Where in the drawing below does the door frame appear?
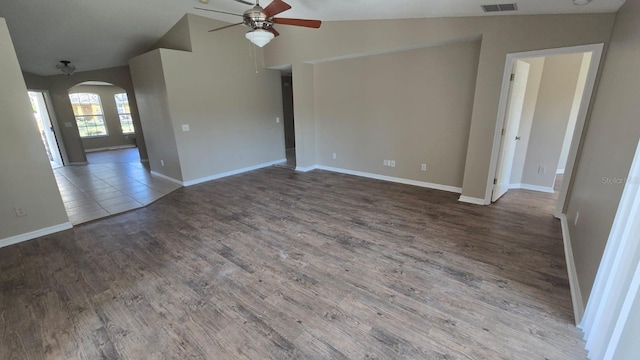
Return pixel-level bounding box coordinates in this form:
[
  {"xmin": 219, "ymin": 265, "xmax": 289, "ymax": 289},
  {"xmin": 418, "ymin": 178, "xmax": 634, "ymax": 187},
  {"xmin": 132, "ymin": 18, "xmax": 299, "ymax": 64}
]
[
  {"xmin": 484, "ymin": 43, "xmax": 605, "ymax": 216},
  {"xmin": 28, "ymin": 89, "xmax": 69, "ymax": 166}
]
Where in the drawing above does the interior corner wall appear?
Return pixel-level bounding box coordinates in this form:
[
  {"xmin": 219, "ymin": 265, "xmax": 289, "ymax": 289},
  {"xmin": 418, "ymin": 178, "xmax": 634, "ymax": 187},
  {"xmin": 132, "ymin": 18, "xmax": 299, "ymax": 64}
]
[
  {"xmin": 154, "ymin": 14, "xmax": 192, "ymax": 52},
  {"xmin": 0, "ymin": 18, "xmax": 69, "ymax": 240},
  {"xmin": 520, "ymin": 53, "xmax": 583, "ymax": 189},
  {"xmin": 313, "ymin": 40, "xmax": 480, "ymax": 188},
  {"xmin": 263, "ymin": 13, "xmax": 616, "ymax": 200},
  {"xmin": 155, "ymin": 14, "xmax": 285, "ymax": 183},
  {"xmin": 22, "ymin": 66, "xmax": 149, "ymax": 164},
  {"xmin": 510, "ymin": 57, "xmax": 545, "ymax": 185},
  {"xmin": 129, "ymin": 49, "xmax": 183, "ymax": 182},
  {"xmin": 69, "ymin": 85, "xmax": 137, "ymax": 151},
  {"xmin": 565, "ymin": 0, "xmax": 640, "ymax": 306}
]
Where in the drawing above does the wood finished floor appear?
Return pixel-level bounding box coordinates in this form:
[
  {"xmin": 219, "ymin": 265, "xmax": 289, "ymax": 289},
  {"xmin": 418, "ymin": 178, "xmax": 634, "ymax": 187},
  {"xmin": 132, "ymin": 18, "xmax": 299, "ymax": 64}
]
[{"xmin": 0, "ymin": 167, "xmax": 586, "ymax": 359}]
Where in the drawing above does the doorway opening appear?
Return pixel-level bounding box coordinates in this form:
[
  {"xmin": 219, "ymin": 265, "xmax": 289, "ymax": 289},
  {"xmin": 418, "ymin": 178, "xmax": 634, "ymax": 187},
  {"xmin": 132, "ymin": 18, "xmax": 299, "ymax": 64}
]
[
  {"xmin": 489, "ymin": 44, "xmax": 604, "ymax": 217},
  {"xmin": 280, "ymin": 70, "xmax": 296, "ymax": 169},
  {"xmin": 28, "ymin": 91, "xmax": 64, "ymax": 169}
]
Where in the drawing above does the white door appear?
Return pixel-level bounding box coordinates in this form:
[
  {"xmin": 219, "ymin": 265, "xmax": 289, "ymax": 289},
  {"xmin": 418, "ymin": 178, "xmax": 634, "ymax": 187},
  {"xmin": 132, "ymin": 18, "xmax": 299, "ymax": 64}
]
[
  {"xmin": 28, "ymin": 91, "xmax": 64, "ymax": 168},
  {"xmin": 492, "ymin": 60, "xmax": 530, "ymax": 202}
]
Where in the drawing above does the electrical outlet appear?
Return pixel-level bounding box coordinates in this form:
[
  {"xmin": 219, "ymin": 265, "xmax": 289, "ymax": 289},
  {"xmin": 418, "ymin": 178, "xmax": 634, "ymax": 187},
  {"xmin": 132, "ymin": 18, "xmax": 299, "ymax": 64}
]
[
  {"xmin": 383, "ymin": 160, "xmax": 389, "ymax": 166},
  {"xmin": 14, "ymin": 207, "xmax": 27, "ymax": 217},
  {"xmin": 390, "ymin": 160, "xmax": 396, "ymax": 168},
  {"xmin": 182, "ymin": 124, "xmax": 190, "ymax": 132},
  {"xmin": 575, "ymin": 211, "xmax": 580, "ymax": 226},
  {"xmin": 276, "ymin": 117, "xmax": 280, "ymax": 123},
  {"xmin": 161, "ymin": 160, "xmax": 165, "ymax": 166},
  {"xmin": 333, "ymin": 153, "xmax": 337, "ymax": 160},
  {"xmin": 538, "ymin": 166, "xmax": 546, "ymax": 174},
  {"xmin": 421, "ymin": 164, "xmax": 427, "ymax": 171}
]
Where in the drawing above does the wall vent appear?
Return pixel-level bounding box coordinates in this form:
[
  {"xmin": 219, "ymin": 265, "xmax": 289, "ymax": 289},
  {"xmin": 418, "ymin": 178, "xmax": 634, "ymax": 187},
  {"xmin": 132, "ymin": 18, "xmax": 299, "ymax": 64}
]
[{"xmin": 481, "ymin": 3, "xmax": 518, "ymax": 12}]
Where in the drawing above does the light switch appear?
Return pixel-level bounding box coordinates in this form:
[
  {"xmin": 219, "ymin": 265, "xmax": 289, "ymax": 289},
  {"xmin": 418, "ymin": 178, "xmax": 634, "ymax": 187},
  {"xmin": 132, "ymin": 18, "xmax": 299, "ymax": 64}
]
[
  {"xmin": 276, "ymin": 117, "xmax": 281, "ymax": 123},
  {"xmin": 182, "ymin": 124, "xmax": 190, "ymax": 132}
]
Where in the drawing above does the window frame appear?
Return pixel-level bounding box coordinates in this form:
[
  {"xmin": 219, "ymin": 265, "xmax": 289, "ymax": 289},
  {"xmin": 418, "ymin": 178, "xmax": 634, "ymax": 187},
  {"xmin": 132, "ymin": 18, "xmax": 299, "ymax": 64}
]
[
  {"xmin": 114, "ymin": 92, "xmax": 135, "ymax": 135},
  {"xmin": 69, "ymin": 92, "xmax": 109, "ymax": 138}
]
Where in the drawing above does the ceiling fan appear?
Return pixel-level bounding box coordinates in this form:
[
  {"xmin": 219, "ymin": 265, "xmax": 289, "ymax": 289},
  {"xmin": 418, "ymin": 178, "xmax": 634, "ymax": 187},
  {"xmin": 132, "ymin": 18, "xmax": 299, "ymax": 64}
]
[{"xmin": 195, "ymin": 0, "xmax": 322, "ymax": 47}]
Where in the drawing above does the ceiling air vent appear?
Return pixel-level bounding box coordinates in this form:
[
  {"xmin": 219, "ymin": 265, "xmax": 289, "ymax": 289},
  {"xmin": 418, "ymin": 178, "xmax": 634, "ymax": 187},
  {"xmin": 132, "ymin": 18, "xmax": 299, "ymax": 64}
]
[{"xmin": 481, "ymin": 3, "xmax": 518, "ymax": 12}]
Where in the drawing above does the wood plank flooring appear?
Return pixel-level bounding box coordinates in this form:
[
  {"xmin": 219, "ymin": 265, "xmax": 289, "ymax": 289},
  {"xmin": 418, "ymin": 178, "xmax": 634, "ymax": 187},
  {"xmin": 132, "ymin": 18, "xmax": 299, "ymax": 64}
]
[{"xmin": 0, "ymin": 167, "xmax": 586, "ymax": 359}]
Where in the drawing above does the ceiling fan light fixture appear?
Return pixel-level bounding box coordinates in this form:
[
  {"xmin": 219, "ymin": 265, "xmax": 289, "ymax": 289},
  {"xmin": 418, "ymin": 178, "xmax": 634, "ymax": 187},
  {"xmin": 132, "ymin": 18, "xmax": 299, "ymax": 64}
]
[
  {"xmin": 56, "ymin": 60, "xmax": 76, "ymax": 76},
  {"xmin": 245, "ymin": 29, "xmax": 274, "ymax": 47}
]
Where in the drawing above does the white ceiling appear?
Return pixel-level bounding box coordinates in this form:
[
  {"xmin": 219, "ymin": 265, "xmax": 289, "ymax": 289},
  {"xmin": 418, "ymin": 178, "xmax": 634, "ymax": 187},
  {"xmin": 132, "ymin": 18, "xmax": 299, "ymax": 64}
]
[{"xmin": 0, "ymin": 0, "xmax": 625, "ymax": 76}]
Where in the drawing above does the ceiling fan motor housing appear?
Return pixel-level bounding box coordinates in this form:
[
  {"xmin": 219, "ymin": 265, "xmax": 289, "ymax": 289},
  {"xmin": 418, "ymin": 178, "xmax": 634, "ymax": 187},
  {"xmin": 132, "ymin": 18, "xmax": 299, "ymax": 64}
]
[{"xmin": 243, "ymin": 5, "xmax": 273, "ymax": 30}]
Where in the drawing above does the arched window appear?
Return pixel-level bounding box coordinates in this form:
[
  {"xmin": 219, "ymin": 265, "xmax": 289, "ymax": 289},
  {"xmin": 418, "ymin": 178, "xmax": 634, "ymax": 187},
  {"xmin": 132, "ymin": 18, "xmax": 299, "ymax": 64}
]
[
  {"xmin": 114, "ymin": 93, "xmax": 135, "ymax": 134},
  {"xmin": 68, "ymin": 93, "xmax": 107, "ymax": 137}
]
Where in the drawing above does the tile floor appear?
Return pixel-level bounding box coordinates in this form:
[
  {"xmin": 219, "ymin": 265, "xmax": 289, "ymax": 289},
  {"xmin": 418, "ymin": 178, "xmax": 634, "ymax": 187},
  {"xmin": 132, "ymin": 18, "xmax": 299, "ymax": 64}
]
[{"xmin": 54, "ymin": 149, "xmax": 181, "ymax": 225}]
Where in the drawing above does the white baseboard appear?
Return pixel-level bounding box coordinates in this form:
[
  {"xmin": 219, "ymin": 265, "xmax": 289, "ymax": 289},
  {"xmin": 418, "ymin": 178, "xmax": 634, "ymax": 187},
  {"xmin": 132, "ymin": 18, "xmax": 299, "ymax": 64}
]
[
  {"xmin": 182, "ymin": 159, "xmax": 286, "ymax": 187},
  {"xmin": 510, "ymin": 183, "xmax": 555, "ymax": 193},
  {"xmin": 295, "ymin": 165, "xmax": 318, "ymax": 172},
  {"xmin": 0, "ymin": 222, "xmax": 73, "ymax": 249},
  {"xmin": 84, "ymin": 144, "xmax": 136, "ymax": 153},
  {"xmin": 560, "ymin": 214, "xmax": 584, "ymax": 325},
  {"xmin": 150, "ymin": 171, "xmax": 184, "ymax": 186},
  {"xmin": 67, "ymin": 162, "xmax": 89, "ymax": 166},
  {"xmin": 557, "ymin": 169, "xmax": 565, "ymax": 175},
  {"xmin": 314, "ymin": 165, "xmax": 462, "ymax": 194},
  {"xmin": 458, "ymin": 195, "xmax": 489, "ymax": 205}
]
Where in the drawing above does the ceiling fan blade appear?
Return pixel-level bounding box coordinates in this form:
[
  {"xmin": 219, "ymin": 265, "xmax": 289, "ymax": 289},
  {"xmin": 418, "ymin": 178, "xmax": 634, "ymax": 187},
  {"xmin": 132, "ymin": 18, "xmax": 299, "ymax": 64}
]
[
  {"xmin": 267, "ymin": 27, "xmax": 280, "ymax": 37},
  {"xmin": 273, "ymin": 18, "xmax": 322, "ymax": 28},
  {"xmin": 233, "ymin": 0, "xmax": 255, "ymax": 5},
  {"xmin": 263, "ymin": 0, "xmax": 292, "ymax": 18},
  {"xmin": 208, "ymin": 22, "xmax": 244, "ymax": 32},
  {"xmin": 194, "ymin": 7, "xmax": 243, "ymax": 17}
]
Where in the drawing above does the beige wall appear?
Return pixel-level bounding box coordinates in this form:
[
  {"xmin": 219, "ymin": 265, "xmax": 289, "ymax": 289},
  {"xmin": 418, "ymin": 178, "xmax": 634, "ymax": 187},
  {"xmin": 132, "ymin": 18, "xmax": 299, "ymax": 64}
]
[
  {"xmin": 155, "ymin": 15, "xmax": 192, "ymax": 52},
  {"xmin": 130, "ymin": 14, "xmax": 285, "ymax": 183},
  {"xmin": 510, "ymin": 57, "xmax": 545, "ymax": 185},
  {"xmin": 566, "ymin": 0, "xmax": 640, "ymax": 304},
  {"xmin": 521, "ymin": 53, "xmax": 583, "ymax": 188},
  {"xmin": 130, "ymin": 50, "xmax": 183, "ymax": 181},
  {"xmin": 69, "ymin": 85, "xmax": 137, "ymax": 151},
  {"xmin": 0, "ymin": 18, "xmax": 68, "ymax": 240},
  {"xmin": 22, "ymin": 66, "xmax": 148, "ymax": 164},
  {"xmin": 313, "ymin": 40, "xmax": 481, "ymax": 187},
  {"xmin": 557, "ymin": 53, "xmax": 591, "ymax": 173},
  {"xmin": 263, "ymin": 14, "xmax": 616, "ymax": 200}
]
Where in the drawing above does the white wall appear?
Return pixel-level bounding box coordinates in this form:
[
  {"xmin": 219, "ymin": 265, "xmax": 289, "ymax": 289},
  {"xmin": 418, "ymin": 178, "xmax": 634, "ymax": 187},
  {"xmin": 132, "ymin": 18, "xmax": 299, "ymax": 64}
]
[{"xmin": 0, "ymin": 18, "xmax": 69, "ymax": 243}]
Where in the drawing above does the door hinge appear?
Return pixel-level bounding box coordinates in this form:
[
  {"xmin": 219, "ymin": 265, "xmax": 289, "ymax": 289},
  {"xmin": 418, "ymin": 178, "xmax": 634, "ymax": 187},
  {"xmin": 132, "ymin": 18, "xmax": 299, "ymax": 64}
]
[
  {"xmin": 501, "ymin": 128, "xmax": 506, "ymax": 136},
  {"xmin": 493, "ymin": 178, "xmax": 498, "ymax": 185},
  {"xmin": 510, "ymin": 73, "xmax": 515, "ymax": 81}
]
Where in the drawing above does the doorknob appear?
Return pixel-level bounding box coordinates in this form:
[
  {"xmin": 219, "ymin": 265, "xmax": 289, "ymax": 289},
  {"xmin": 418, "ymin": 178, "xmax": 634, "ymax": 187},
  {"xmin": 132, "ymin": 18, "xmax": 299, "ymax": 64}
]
[{"xmin": 515, "ymin": 136, "xmax": 521, "ymax": 140}]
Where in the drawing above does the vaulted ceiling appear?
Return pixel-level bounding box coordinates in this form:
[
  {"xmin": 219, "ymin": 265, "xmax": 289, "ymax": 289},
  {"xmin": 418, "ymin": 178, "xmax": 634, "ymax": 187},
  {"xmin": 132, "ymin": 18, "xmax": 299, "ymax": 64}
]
[{"xmin": 0, "ymin": 0, "xmax": 625, "ymax": 75}]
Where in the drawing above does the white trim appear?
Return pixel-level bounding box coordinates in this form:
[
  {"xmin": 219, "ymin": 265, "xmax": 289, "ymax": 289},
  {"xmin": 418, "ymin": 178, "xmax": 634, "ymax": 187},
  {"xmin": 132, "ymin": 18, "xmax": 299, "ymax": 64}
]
[
  {"xmin": 182, "ymin": 159, "xmax": 286, "ymax": 187},
  {"xmin": 458, "ymin": 195, "xmax": 489, "ymax": 205},
  {"xmin": 485, "ymin": 43, "xmax": 605, "ymax": 207},
  {"xmin": 509, "ymin": 183, "xmax": 555, "ymax": 193},
  {"xmin": 0, "ymin": 222, "xmax": 73, "ymax": 249},
  {"xmin": 560, "ymin": 214, "xmax": 585, "ymax": 325},
  {"xmin": 315, "ymin": 165, "xmax": 462, "ymax": 193},
  {"xmin": 84, "ymin": 144, "xmax": 136, "ymax": 153},
  {"xmin": 581, "ymin": 139, "xmax": 640, "ymax": 360},
  {"xmin": 557, "ymin": 169, "xmax": 565, "ymax": 175},
  {"xmin": 295, "ymin": 165, "xmax": 319, "ymax": 172},
  {"xmin": 150, "ymin": 171, "xmax": 184, "ymax": 186},
  {"xmin": 67, "ymin": 161, "xmax": 89, "ymax": 166}
]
